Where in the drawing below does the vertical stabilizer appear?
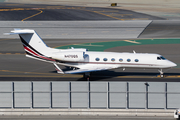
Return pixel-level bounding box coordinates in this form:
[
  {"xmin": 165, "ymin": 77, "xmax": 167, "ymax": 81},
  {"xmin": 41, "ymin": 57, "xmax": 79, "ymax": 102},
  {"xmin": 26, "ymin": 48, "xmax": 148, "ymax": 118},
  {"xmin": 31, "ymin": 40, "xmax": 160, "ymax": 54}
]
[
  {"xmin": 4, "ymin": 29, "xmax": 56, "ymax": 62},
  {"xmin": 11, "ymin": 29, "xmax": 48, "ymax": 55}
]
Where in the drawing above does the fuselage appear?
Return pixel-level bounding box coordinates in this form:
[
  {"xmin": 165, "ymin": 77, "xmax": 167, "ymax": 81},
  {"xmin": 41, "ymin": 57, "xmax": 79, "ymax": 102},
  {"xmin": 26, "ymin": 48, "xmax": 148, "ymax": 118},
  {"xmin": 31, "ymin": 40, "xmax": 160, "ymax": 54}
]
[{"xmin": 55, "ymin": 51, "xmax": 177, "ymax": 69}]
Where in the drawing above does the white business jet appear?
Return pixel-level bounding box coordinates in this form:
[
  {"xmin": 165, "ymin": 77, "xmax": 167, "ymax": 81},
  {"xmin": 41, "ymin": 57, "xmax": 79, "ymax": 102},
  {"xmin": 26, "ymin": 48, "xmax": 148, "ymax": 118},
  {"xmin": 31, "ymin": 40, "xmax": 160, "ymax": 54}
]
[{"xmin": 5, "ymin": 29, "xmax": 177, "ymax": 79}]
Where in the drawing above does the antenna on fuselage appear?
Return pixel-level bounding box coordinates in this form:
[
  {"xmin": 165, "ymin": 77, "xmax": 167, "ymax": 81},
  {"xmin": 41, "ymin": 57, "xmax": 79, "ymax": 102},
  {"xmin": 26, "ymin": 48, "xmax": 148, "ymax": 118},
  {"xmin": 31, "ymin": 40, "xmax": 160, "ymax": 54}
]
[{"xmin": 133, "ymin": 50, "xmax": 136, "ymax": 54}]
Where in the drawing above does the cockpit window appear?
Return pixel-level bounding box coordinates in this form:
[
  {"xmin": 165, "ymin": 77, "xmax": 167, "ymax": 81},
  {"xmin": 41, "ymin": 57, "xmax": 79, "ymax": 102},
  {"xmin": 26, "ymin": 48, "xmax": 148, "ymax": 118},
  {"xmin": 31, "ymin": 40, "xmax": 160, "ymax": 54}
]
[
  {"xmin": 157, "ymin": 56, "xmax": 166, "ymax": 60},
  {"xmin": 157, "ymin": 57, "xmax": 161, "ymax": 60},
  {"xmin": 160, "ymin": 56, "xmax": 166, "ymax": 60}
]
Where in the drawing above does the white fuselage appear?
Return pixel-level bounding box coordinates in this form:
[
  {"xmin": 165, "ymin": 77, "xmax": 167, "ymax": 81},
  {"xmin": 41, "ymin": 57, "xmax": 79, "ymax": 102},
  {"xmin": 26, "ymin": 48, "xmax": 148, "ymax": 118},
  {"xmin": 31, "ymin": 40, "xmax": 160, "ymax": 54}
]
[{"xmin": 55, "ymin": 51, "xmax": 177, "ymax": 69}]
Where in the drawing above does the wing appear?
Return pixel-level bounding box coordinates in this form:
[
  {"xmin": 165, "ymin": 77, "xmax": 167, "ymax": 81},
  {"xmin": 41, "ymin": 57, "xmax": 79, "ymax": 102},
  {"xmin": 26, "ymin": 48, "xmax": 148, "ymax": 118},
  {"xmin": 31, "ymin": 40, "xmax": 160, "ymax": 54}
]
[
  {"xmin": 64, "ymin": 68, "xmax": 107, "ymax": 74},
  {"xmin": 53, "ymin": 63, "xmax": 119, "ymax": 74},
  {"xmin": 64, "ymin": 66, "xmax": 119, "ymax": 74}
]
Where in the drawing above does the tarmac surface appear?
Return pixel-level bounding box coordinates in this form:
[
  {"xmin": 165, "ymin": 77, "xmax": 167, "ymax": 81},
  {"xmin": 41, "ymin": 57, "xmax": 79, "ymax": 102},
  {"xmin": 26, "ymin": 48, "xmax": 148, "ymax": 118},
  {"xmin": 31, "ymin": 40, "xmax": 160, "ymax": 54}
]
[
  {"xmin": 0, "ymin": 1, "xmax": 180, "ymax": 119},
  {"xmin": 4, "ymin": 0, "xmax": 180, "ymax": 20},
  {"xmin": 0, "ymin": 3, "xmax": 164, "ymax": 21},
  {"xmin": 0, "ymin": 3, "xmax": 180, "ymax": 81},
  {"xmin": 139, "ymin": 20, "xmax": 180, "ymax": 38},
  {"xmin": 0, "ymin": 37, "xmax": 180, "ymax": 81},
  {"xmin": 0, "ymin": 21, "xmax": 152, "ymax": 39}
]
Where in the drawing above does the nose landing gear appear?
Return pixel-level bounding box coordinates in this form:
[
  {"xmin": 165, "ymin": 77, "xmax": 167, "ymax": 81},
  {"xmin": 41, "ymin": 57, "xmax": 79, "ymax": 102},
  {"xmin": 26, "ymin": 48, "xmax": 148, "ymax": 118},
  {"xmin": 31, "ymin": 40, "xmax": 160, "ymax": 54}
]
[{"xmin": 158, "ymin": 69, "xmax": 164, "ymax": 78}]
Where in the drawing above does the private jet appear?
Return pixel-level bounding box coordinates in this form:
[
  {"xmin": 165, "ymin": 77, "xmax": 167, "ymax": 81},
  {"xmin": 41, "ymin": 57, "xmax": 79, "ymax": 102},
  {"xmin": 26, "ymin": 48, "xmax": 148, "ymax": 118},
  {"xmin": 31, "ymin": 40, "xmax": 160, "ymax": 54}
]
[{"xmin": 5, "ymin": 29, "xmax": 177, "ymax": 79}]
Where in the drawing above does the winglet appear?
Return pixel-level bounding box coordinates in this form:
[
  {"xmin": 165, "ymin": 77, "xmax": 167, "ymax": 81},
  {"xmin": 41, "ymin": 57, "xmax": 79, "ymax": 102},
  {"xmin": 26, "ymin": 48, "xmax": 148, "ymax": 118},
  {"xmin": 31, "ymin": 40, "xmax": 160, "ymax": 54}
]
[{"xmin": 53, "ymin": 63, "xmax": 64, "ymax": 74}]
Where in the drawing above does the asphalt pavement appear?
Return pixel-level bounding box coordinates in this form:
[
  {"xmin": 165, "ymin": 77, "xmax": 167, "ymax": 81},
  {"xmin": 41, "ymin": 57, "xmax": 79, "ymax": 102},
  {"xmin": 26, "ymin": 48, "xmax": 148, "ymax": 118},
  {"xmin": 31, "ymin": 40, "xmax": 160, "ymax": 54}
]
[
  {"xmin": 139, "ymin": 20, "xmax": 180, "ymax": 38},
  {"xmin": 0, "ymin": 3, "xmax": 164, "ymax": 21},
  {"xmin": 0, "ymin": 1, "xmax": 179, "ymax": 119},
  {"xmin": 0, "ymin": 38, "xmax": 179, "ymax": 81},
  {"xmin": 0, "ymin": 3, "xmax": 179, "ymax": 81}
]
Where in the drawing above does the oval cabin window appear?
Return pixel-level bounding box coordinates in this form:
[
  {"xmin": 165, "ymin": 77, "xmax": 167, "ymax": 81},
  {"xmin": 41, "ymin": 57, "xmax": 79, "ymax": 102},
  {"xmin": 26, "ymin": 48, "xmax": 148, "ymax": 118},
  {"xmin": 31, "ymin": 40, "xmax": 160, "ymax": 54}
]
[
  {"xmin": 135, "ymin": 59, "xmax": 139, "ymax": 62},
  {"xmin": 119, "ymin": 58, "xmax": 123, "ymax": 62},
  {"xmin": 111, "ymin": 58, "xmax": 115, "ymax": 62},
  {"xmin": 127, "ymin": 59, "xmax": 131, "ymax": 62},
  {"xmin": 103, "ymin": 58, "xmax": 108, "ymax": 61},
  {"xmin": 95, "ymin": 58, "xmax": 100, "ymax": 61}
]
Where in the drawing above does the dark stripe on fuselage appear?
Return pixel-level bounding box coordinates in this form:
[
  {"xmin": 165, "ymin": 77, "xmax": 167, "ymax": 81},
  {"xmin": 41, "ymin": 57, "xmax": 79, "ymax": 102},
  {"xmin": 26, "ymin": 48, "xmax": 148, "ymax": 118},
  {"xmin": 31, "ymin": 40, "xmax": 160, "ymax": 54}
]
[{"xmin": 26, "ymin": 52, "xmax": 55, "ymax": 62}]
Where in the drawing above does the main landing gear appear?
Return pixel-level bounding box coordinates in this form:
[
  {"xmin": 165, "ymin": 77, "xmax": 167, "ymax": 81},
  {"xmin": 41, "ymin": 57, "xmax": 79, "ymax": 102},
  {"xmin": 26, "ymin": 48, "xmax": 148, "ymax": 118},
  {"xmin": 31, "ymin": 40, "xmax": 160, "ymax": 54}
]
[
  {"xmin": 158, "ymin": 69, "xmax": 164, "ymax": 78},
  {"xmin": 83, "ymin": 72, "xmax": 90, "ymax": 81}
]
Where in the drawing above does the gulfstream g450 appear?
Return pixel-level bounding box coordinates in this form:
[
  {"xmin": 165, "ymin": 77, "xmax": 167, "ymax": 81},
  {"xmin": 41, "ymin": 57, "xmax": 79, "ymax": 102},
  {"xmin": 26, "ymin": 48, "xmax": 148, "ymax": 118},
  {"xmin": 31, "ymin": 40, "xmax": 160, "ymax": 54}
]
[{"xmin": 5, "ymin": 29, "xmax": 177, "ymax": 79}]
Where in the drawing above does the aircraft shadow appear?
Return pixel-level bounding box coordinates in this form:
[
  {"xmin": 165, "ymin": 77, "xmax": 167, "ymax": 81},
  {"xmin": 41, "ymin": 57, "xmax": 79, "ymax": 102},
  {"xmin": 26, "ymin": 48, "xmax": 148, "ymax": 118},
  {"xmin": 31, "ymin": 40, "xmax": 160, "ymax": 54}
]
[
  {"xmin": 76, "ymin": 70, "xmax": 180, "ymax": 81},
  {"xmin": 50, "ymin": 68, "xmax": 180, "ymax": 81}
]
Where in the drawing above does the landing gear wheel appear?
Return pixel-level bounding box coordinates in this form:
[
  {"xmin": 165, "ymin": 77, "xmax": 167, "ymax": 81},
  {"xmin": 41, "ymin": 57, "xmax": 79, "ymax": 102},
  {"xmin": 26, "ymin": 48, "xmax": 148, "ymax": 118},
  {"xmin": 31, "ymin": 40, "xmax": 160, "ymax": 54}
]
[
  {"xmin": 158, "ymin": 69, "xmax": 164, "ymax": 78},
  {"xmin": 160, "ymin": 74, "xmax": 164, "ymax": 78}
]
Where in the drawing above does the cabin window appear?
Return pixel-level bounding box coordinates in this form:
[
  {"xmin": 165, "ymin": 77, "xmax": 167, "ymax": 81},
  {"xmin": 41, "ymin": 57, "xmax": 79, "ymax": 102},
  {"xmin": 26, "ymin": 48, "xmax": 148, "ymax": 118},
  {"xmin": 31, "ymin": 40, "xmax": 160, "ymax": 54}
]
[
  {"xmin": 95, "ymin": 58, "xmax": 100, "ymax": 61},
  {"xmin": 103, "ymin": 58, "xmax": 108, "ymax": 61},
  {"xmin": 119, "ymin": 58, "xmax": 123, "ymax": 62},
  {"xmin": 127, "ymin": 59, "xmax": 131, "ymax": 62},
  {"xmin": 135, "ymin": 59, "xmax": 139, "ymax": 62},
  {"xmin": 111, "ymin": 58, "xmax": 115, "ymax": 62}
]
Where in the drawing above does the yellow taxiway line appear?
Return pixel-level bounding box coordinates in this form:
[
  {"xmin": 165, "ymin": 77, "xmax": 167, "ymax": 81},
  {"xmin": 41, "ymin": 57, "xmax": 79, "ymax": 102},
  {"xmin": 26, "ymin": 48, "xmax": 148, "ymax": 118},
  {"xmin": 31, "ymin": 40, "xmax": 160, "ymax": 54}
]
[{"xmin": 21, "ymin": 9, "xmax": 43, "ymax": 21}]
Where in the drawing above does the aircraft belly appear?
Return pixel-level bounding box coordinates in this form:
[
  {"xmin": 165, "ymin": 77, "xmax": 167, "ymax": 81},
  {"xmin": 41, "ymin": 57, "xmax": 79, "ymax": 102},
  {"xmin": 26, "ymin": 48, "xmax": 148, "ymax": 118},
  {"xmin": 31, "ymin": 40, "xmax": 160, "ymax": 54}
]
[{"xmin": 120, "ymin": 64, "xmax": 161, "ymax": 68}]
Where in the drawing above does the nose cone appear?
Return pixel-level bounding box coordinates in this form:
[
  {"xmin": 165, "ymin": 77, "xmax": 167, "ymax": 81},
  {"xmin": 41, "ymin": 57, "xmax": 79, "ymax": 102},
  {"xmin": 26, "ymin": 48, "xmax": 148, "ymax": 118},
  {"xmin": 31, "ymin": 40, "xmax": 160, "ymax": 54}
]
[{"xmin": 170, "ymin": 62, "xmax": 177, "ymax": 67}]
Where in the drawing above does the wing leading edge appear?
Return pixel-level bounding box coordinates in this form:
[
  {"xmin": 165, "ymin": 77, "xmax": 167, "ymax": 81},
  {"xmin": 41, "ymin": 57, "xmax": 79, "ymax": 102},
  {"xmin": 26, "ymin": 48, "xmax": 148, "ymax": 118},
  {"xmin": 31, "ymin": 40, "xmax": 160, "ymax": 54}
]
[
  {"xmin": 53, "ymin": 63, "xmax": 119, "ymax": 74},
  {"xmin": 64, "ymin": 68, "xmax": 108, "ymax": 74}
]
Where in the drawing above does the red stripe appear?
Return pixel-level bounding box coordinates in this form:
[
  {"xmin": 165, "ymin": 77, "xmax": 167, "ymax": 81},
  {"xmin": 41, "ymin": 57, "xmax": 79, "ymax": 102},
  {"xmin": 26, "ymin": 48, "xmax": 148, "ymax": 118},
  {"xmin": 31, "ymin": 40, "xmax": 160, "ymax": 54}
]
[{"xmin": 23, "ymin": 45, "xmax": 55, "ymax": 62}]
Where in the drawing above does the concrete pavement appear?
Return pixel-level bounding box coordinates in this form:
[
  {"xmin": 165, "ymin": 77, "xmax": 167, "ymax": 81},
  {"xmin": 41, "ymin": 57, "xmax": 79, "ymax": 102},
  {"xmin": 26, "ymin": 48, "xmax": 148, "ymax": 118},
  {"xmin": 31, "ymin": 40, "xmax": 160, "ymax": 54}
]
[{"xmin": 5, "ymin": 0, "xmax": 180, "ymax": 20}]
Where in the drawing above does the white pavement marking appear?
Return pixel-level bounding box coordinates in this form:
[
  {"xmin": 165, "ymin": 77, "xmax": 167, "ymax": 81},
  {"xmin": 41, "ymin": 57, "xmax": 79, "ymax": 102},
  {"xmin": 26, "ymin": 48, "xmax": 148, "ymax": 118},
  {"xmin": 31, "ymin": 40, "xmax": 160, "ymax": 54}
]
[{"xmin": 124, "ymin": 40, "xmax": 141, "ymax": 44}]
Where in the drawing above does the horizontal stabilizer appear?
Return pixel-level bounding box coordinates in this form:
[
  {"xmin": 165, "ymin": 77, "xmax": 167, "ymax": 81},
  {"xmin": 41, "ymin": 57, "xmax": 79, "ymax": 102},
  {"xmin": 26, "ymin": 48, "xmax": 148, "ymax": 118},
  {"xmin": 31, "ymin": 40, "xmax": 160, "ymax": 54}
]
[{"xmin": 4, "ymin": 29, "xmax": 34, "ymax": 35}]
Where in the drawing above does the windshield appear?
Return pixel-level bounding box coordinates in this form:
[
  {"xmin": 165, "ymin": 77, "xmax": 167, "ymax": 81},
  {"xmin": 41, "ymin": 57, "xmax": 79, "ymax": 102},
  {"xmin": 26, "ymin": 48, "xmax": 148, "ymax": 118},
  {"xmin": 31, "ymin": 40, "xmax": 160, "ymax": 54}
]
[
  {"xmin": 157, "ymin": 56, "xmax": 166, "ymax": 60},
  {"xmin": 160, "ymin": 56, "xmax": 166, "ymax": 60}
]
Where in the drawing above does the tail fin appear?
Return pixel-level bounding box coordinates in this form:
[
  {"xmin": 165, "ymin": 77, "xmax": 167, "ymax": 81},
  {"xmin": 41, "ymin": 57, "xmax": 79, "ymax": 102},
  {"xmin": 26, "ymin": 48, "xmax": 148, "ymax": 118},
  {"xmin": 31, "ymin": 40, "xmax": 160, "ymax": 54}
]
[
  {"xmin": 4, "ymin": 29, "xmax": 56, "ymax": 62},
  {"xmin": 5, "ymin": 29, "xmax": 48, "ymax": 54}
]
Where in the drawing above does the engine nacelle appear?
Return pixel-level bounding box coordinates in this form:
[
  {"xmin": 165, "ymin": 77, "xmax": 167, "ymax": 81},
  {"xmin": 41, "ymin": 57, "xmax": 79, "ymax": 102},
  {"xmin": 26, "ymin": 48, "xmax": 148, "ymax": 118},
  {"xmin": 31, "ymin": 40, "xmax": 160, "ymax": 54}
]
[{"xmin": 51, "ymin": 51, "xmax": 85, "ymax": 62}]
